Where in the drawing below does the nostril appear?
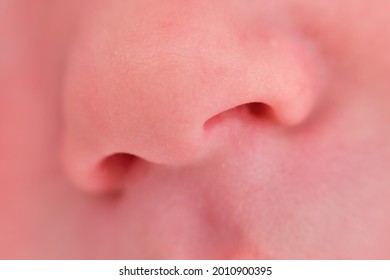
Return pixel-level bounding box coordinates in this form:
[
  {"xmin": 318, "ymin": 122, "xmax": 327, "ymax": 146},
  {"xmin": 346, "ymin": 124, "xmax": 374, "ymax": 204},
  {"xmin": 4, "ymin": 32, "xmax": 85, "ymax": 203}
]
[
  {"xmin": 94, "ymin": 153, "xmax": 137, "ymax": 194},
  {"xmin": 247, "ymin": 102, "xmax": 273, "ymax": 118},
  {"xmin": 204, "ymin": 102, "xmax": 274, "ymax": 131}
]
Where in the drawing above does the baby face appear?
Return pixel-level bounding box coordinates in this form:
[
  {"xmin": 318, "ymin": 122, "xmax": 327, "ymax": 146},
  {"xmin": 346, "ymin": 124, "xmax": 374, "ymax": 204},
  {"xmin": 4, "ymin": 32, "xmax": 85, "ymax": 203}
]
[{"xmin": 1, "ymin": 0, "xmax": 390, "ymax": 259}]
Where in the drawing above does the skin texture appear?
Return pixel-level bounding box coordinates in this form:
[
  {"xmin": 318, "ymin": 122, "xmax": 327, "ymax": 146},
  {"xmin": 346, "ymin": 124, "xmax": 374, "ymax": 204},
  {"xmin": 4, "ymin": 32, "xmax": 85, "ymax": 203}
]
[{"xmin": 1, "ymin": 0, "xmax": 390, "ymax": 259}]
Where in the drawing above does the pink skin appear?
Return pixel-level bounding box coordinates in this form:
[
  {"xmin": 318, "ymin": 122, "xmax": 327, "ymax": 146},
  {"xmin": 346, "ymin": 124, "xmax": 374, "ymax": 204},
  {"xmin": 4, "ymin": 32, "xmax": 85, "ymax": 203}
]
[{"xmin": 1, "ymin": 0, "xmax": 390, "ymax": 259}]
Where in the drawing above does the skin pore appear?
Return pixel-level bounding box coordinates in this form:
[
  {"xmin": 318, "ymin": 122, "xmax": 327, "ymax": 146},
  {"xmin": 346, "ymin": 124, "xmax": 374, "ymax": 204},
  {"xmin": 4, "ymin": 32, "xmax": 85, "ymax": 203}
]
[{"xmin": 1, "ymin": 0, "xmax": 390, "ymax": 259}]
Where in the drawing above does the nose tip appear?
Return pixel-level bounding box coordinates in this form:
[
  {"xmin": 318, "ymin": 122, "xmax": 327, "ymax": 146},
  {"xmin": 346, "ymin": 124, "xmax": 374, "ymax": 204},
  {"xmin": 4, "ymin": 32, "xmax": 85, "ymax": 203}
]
[{"xmin": 60, "ymin": 7, "xmax": 324, "ymax": 193}]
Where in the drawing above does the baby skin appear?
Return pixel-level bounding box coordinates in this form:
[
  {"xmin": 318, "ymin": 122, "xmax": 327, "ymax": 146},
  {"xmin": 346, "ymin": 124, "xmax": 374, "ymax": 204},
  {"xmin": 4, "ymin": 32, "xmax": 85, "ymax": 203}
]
[{"xmin": 1, "ymin": 0, "xmax": 390, "ymax": 259}]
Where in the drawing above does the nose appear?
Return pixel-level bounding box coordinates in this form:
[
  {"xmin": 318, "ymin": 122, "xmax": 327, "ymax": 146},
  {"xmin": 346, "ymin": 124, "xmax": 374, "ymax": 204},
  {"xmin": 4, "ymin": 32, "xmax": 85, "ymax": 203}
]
[{"xmin": 60, "ymin": 2, "xmax": 324, "ymax": 193}]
